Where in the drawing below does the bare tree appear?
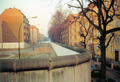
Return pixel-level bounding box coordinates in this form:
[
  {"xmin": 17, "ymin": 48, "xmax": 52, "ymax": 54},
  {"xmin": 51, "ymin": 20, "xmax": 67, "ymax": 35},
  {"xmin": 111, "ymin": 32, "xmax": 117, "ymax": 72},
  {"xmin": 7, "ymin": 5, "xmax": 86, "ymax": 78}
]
[
  {"xmin": 68, "ymin": 0, "xmax": 120, "ymax": 81},
  {"xmin": 78, "ymin": 14, "xmax": 93, "ymax": 49},
  {"xmin": 48, "ymin": 8, "xmax": 70, "ymax": 42}
]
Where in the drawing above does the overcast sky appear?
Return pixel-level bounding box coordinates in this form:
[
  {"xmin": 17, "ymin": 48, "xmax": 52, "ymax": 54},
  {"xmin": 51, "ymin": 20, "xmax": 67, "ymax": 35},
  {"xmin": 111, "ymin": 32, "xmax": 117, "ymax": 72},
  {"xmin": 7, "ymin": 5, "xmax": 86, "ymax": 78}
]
[
  {"xmin": 0, "ymin": 0, "xmax": 66, "ymax": 36},
  {"xmin": 0, "ymin": 0, "xmax": 88, "ymax": 37}
]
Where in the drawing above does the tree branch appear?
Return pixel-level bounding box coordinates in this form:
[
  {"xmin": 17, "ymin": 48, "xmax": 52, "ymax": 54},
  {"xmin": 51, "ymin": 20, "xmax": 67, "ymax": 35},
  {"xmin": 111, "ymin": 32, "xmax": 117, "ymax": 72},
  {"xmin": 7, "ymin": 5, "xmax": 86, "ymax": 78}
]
[
  {"xmin": 106, "ymin": 28, "xmax": 120, "ymax": 34},
  {"xmin": 105, "ymin": 33, "xmax": 114, "ymax": 48},
  {"xmin": 68, "ymin": 4, "xmax": 81, "ymax": 8}
]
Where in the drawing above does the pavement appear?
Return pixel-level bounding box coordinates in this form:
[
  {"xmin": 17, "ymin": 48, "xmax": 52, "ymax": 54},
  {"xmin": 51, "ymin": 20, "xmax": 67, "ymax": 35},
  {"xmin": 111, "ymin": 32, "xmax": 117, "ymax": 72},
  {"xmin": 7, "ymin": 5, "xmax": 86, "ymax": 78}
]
[{"xmin": 50, "ymin": 42, "xmax": 80, "ymax": 56}]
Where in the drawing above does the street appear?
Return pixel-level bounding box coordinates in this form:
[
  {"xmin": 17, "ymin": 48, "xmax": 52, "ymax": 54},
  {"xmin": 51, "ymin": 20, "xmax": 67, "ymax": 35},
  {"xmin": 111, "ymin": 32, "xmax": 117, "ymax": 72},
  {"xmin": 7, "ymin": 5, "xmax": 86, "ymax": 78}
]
[
  {"xmin": 0, "ymin": 43, "xmax": 57, "ymax": 59},
  {"xmin": 91, "ymin": 60, "xmax": 120, "ymax": 82}
]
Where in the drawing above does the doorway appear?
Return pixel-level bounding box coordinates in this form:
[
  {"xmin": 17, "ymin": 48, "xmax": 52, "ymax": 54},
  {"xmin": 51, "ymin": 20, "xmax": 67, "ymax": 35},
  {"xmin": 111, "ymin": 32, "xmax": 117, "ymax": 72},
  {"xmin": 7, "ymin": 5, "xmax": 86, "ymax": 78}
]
[{"xmin": 115, "ymin": 50, "xmax": 119, "ymax": 61}]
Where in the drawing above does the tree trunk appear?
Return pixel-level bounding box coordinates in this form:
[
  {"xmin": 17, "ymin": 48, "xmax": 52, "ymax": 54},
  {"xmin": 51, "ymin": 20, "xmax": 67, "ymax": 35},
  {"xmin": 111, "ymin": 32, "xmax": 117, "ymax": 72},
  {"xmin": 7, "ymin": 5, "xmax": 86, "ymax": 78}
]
[
  {"xmin": 100, "ymin": 37, "xmax": 106, "ymax": 82},
  {"xmin": 84, "ymin": 37, "xmax": 86, "ymax": 49}
]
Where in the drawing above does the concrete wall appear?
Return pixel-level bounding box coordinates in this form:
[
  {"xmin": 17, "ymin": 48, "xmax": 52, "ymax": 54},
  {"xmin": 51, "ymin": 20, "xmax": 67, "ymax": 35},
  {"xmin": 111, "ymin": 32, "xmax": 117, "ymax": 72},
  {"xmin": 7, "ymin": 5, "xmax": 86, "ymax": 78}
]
[
  {"xmin": 50, "ymin": 61, "xmax": 91, "ymax": 82},
  {"xmin": 0, "ymin": 61, "xmax": 91, "ymax": 82},
  {"xmin": 0, "ymin": 70, "xmax": 48, "ymax": 82},
  {"xmin": 0, "ymin": 43, "xmax": 92, "ymax": 82},
  {"xmin": 0, "ymin": 42, "xmax": 25, "ymax": 49}
]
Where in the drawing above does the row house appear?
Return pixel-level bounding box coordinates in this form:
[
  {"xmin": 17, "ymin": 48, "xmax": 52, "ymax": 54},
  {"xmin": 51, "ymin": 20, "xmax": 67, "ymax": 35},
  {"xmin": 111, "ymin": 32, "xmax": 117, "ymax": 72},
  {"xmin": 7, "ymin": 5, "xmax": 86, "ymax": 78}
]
[
  {"xmin": 37, "ymin": 28, "xmax": 39, "ymax": 42},
  {"xmin": 93, "ymin": 0, "xmax": 120, "ymax": 62},
  {"xmin": 69, "ymin": 14, "xmax": 80, "ymax": 46},
  {"xmin": 0, "ymin": 8, "xmax": 30, "ymax": 49},
  {"xmin": 60, "ymin": 0, "xmax": 120, "ymax": 62},
  {"xmin": 84, "ymin": 0, "xmax": 120, "ymax": 62},
  {"xmin": 60, "ymin": 14, "xmax": 80, "ymax": 46},
  {"xmin": 30, "ymin": 25, "xmax": 39, "ymax": 44},
  {"xmin": 23, "ymin": 14, "xmax": 30, "ymax": 42},
  {"xmin": 60, "ymin": 14, "xmax": 83, "ymax": 47}
]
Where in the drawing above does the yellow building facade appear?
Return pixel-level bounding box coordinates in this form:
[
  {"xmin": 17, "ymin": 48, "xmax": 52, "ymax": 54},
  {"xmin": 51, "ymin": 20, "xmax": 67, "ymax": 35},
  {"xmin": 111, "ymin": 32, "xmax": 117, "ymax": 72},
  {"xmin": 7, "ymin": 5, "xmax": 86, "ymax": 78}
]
[
  {"xmin": 60, "ymin": 0, "xmax": 120, "ymax": 62},
  {"xmin": 0, "ymin": 8, "xmax": 30, "ymax": 49},
  {"xmin": 30, "ymin": 25, "xmax": 39, "ymax": 44},
  {"xmin": 93, "ymin": 0, "xmax": 120, "ymax": 62},
  {"xmin": 68, "ymin": 14, "xmax": 80, "ymax": 46}
]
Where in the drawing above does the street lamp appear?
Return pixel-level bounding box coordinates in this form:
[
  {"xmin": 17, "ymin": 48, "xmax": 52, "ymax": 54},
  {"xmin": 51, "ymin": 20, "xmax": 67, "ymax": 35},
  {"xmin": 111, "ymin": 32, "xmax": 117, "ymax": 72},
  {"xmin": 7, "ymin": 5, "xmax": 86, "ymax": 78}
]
[
  {"xmin": 39, "ymin": 29, "xmax": 43, "ymax": 46},
  {"xmin": 18, "ymin": 16, "xmax": 37, "ymax": 59},
  {"xmin": 0, "ymin": 20, "xmax": 4, "ymax": 55}
]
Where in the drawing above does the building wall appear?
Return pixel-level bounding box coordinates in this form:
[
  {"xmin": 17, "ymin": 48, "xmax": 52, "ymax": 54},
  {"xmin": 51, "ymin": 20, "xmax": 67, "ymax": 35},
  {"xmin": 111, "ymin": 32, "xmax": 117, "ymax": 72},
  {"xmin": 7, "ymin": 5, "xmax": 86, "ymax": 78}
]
[
  {"xmin": 0, "ymin": 42, "xmax": 24, "ymax": 49},
  {"xmin": 105, "ymin": 18, "xmax": 120, "ymax": 61},
  {"xmin": 91, "ymin": 0, "xmax": 120, "ymax": 62},
  {"xmin": 37, "ymin": 28, "xmax": 39, "ymax": 42},
  {"xmin": 94, "ymin": 1, "xmax": 120, "ymax": 61},
  {"xmin": 68, "ymin": 14, "xmax": 80, "ymax": 47},
  {"xmin": 30, "ymin": 25, "xmax": 38, "ymax": 44},
  {"xmin": 0, "ymin": 8, "xmax": 25, "ymax": 49},
  {"xmin": 23, "ymin": 17, "xmax": 30, "ymax": 42},
  {"xmin": 58, "ymin": 1, "xmax": 120, "ymax": 62}
]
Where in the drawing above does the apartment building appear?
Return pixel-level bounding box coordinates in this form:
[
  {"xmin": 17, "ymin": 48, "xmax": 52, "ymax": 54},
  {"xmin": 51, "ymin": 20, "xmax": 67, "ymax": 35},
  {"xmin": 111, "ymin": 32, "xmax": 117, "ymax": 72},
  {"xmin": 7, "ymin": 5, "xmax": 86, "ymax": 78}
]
[
  {"xmin": 60, "ymin": 0, "xmax": 120, "ymax": 62},
  {"xmin": 90, "ymin": 0, "xmax": 120, "ymax": 62},
  {"xmin": 68, "ymin": 14, "xmax": 80, "ymax": 46},
  {"xmin": 23, "ymin": 14, "xmax": 30, "ymax": 42},
  {"xmin": 37, "ymin": 28, "xmax": 39, "ymax": 42},
  {"xmin": 30, "ymin": 25, "xmax": 39, "ymax": 44},
  {"xmin": 60, "ymin": 17, "xmax": 69, "ymax": 45},
  {"xmin": 0, "ymin": 8, "xmax": 30, "ymax": 49},
  {"xmin": 60, "ymin": 14, "xmax": 80, "ymax": 46}
]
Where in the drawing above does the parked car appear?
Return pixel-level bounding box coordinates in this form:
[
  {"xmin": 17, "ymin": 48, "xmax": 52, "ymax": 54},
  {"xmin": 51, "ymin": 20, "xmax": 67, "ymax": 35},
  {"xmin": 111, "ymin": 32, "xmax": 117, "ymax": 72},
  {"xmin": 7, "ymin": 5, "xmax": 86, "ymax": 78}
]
[
  {"xmin": 107, "ymin": 78, "xmax": 117, "ymax": 82},
  {"xmin": 91, "ymin": 64, "xmax": 101, "ymax": 76}
]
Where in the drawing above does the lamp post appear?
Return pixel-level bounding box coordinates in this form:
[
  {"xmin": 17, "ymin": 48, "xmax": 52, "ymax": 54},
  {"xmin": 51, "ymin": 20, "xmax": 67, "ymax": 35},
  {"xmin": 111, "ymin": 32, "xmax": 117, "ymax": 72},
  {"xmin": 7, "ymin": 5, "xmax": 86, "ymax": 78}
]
[
  {"xmin": 39, "ymin": 29, "xmax": 43, "ymax": 46},
  {"xmin": 18, "ymin": 16, "xmax": 37, "ymax": 59},
  {"xmin": 0, "ymin": 20, "xmax": 4, "ymax": 55}
]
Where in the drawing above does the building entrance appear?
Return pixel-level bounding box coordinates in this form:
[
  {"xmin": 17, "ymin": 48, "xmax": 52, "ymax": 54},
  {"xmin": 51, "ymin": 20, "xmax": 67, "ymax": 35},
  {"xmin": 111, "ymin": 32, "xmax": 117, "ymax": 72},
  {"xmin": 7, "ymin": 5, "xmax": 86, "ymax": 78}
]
[{"xmin": 115, "ymin": 50, "xmax": 119, "ymax": 61}]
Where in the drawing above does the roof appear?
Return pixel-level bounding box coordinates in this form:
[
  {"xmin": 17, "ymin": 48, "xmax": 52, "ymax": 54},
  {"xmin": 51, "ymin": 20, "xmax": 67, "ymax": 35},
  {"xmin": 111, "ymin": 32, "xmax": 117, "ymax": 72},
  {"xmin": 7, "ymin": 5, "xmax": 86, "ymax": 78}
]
[
  {"xmin": 1, "ymin": 8, "xmax": 22, "ymax": 17},
  {"xmin": 30, "ymin": 25, "xmax": 37, "ymax": 29},
  {"xmin": 0, "ymin": 8, "xmax": 23, "ymax": 23}
]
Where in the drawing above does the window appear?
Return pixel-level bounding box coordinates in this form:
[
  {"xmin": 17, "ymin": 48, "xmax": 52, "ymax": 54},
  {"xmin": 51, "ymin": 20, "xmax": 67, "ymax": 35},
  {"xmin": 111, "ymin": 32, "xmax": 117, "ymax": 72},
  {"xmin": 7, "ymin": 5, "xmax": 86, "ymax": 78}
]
[
  {"xmin": 107, "ymin": 47, "xmax": 108, "ymax": 51},
  {"xmin": 106, "ymin": 1, "xmax": 107, "ymax": 6},
  {"xmin": 94, "ymin": 30, "xmax": 96, "ymax": 36},
  {"xmin": 86, "ymin": 44, "xmax": 89, "ymax": 48},
  {"xmin": 114, "ymin": 20, "xmax": 119, "ymax": 28},
  {"xmin": 115, "ymin": 37, "xmax": 119, "ymax": 44},
  {"xmin": 109, "ymin": 0, "xmax": 111, "ymax": 4},
  {"xmin": 90, "ymin": 38, "xmax": 93, "ymax": 43},
  {"xmin": 114, "ymin": 2, "xmax": 118, "ymax": 10},
  {"xmin": 110, "ymin": 33, "xmax": 112, "ymax": 36},
  {"xmin": 96, "ymin": 44, "xmax": 100, "ymax": 51},
  {"xmin": 90, "ymin": 28, "xmax": 92, "ymax": 32},
  {"xmin": 98, "ymin": 31, "xmax": 100, "ymax": 36},
  {"xmin": 110, "ymin": 45, "xmax": 112, "ymax": 52}
]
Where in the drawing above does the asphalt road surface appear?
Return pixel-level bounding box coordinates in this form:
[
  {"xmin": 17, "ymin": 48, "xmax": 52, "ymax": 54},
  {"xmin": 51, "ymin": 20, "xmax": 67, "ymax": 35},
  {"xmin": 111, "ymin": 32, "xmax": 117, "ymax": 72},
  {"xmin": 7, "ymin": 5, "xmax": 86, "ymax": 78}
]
[{"xmin": 91, "ymin": 60, "xmax": 120, "ymax": 82}]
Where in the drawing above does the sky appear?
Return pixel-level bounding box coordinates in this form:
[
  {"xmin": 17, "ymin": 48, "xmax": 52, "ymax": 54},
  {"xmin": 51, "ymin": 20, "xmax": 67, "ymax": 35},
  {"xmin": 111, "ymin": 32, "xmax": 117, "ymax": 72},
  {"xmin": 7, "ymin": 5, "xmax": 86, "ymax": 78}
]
[
  {"xmin": 0, "ymin": 0, "xmax": 88, "ymax": 37},
  {"xmin": 0, "ymin": 0, "xmax": 68, "ymax": 37}
]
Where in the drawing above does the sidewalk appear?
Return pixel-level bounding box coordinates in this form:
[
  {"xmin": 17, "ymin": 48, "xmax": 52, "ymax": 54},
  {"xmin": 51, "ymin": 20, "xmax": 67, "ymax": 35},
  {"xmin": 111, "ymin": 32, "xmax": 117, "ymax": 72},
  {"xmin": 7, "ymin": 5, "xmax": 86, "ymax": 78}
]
[{"xmin": 50, "ymin": 42, "xmax": 80, "ymax": 56}]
